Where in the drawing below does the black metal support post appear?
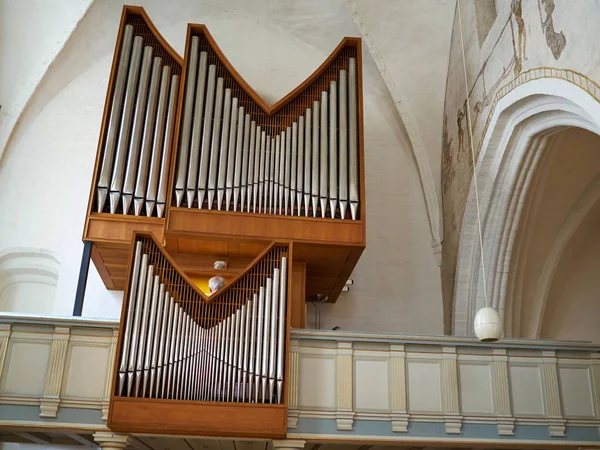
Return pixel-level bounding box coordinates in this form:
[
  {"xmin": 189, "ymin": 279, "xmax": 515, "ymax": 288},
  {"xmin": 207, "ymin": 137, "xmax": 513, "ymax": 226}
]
[{"xmin": 73, "ymin": 240, "xmax": 93, "ymax": 316}]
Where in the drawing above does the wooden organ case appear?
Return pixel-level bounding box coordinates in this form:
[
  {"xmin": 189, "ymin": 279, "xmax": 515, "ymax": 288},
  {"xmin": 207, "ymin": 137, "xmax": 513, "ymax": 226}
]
[{"xmin": 83, "ymin": 6, "xmax": 365, "ymax": 439}]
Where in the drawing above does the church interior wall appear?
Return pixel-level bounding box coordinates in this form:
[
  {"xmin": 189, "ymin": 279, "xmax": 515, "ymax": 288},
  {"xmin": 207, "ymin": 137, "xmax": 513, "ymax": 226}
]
[{"xmin": 0, "ymin": 0, "xmax": 442, "ymax": 334}]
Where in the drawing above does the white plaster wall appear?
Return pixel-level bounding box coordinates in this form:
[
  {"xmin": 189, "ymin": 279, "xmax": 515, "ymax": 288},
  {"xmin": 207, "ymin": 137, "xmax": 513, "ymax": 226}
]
[
  {"xmin": 541, "ymin": 200, "xmax": 600, "ymax": 343},
  {"xmin": 319, "ymin": 58, "xmax": 443, "ymax": 333},
  {"xmin": 347, "ymin": 0, "xmax": 456, "ymax": 247},
  {"xmin": 0, "ymin": 0, "xmax": 93, "ymax": 159},
  {"xmin": 0, "ymin": 0, "xmax": 442, "ymax": 331}
]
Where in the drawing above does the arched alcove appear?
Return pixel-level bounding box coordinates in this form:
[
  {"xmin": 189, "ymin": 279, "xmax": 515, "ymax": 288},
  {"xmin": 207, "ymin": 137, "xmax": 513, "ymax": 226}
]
[
  {"xmin": 0, "ymin": 248, "xmax": 60, "ymax": 314},
  {"xmin": 540, "ymin": 196, "xmax": 600, "ymax": 342},
  {"xmin": 453, "ymin": 79, "xmax": 600, "ymax": 339}
]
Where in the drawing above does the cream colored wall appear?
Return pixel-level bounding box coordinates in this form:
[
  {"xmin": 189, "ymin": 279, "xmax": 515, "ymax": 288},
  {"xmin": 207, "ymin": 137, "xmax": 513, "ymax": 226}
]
[
  {"xmin": 0, "ymin": 0, "xmax": 442, "ymax": 333},
  {"xmin": 541, "ymin": 200, "xmax": 600, "ymax": 343}
]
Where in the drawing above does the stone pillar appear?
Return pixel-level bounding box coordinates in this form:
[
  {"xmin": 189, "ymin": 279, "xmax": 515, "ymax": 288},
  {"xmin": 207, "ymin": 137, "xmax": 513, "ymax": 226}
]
[
  {"xmin": 389, "ymin": 344, "xmax": 408, "ymax": 432},
  {"xmin": 40, "ymin": 326, "xmax": 70, "ymax": 418},
  {"xmin": 591, "ymin": 352, "xmax": 600, "ymax": 423},
  {"xmin": 287, "ymin": 339, "xmax": 300, "ymax": 429},
  {"xmin": 102, "ymin": 329, "xmax": 119, "ymax": 421},
  {"xmin": 491, "ymin": 349, "xmax": 514, "ymax": 435},
  {"xmin": 441, "ymin": 346, "xmax": 462, "ymax": 434},
  {"xmin": 335, "ymin": 341, "xmax": 354, "ymax": 430},
  {"xmin": 541, "ymin": 350, "xmax": 565, "ymax": 437},
  {"xmin": 93, "ymin": 432, "xmax": 129, "ymax": 450},
  {"xmin": 0, "ymin": 324, "xmax": 11, "ymax": 378},
  {"xmin": 272, "ymin": 440, "xmax": 305, "ymax": 450}
]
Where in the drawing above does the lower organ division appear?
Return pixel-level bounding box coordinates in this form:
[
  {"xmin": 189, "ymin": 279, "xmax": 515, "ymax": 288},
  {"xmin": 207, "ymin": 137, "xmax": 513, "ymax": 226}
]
[
  {"xmin": 174, "ymin": 35, "xmax": 360, "ymax": 220},
  {"xmin": 117, "ymin": 236, "xmax": 289, "ymax": 404}
]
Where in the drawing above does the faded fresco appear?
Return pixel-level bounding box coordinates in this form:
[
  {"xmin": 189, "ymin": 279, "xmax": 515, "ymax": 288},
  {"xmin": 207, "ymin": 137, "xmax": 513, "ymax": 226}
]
[{"xmin": 441, "ymin": 0, "xmax": 600, "ymax": 332}]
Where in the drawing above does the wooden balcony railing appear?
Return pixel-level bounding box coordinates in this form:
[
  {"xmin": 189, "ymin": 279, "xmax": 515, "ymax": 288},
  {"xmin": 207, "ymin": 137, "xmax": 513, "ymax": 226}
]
[{"xmin": 0, "ymin": 314, "xmax": 599, "ymax": 448}]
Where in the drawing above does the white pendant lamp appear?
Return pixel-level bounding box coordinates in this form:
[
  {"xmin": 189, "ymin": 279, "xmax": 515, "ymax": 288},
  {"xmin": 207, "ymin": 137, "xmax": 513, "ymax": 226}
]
[{"xmin": 474, "ymin": 307, "xmax": 503, "ymax": 342}]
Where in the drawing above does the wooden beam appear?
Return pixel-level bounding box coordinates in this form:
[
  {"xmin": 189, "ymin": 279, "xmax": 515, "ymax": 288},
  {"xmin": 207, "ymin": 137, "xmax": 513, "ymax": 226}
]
[
  {"xmin": 66, "ymin": 433, "xmax": 97, "ymax": 447},
  {"xmin": 12, "ymin": 432, "xmax": 51, "ymax": 445}
]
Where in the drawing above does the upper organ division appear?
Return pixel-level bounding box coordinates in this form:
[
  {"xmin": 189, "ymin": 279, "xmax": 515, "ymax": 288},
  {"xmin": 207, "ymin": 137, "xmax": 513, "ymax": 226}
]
[
  {"xmin": 90, "ymin": 10, "xmax": 363, "ymax": 223},
  {"xmin": 174, "ymin": 33, "xmax": 361, "ymax": 220}
]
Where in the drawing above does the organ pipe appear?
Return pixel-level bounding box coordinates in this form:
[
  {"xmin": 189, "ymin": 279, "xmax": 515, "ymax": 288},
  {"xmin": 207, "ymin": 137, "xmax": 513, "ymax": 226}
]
[
  {"xmin": 217, "ymin": 89, "xmax": 232, "ymax": 210},
  {"xmin": 175, "ymin": 36, "xmax": 199, "ymax": 208},
  {"xmin": 97, "ymin": 24, "xmax": 134, "ymax": 213},
  {"xmin": 185, "ymin": 48, "xmax": 207, "ymax": 209},
  {"xmin": 117, "ymin": 45, "xmax": 153, "ymax": 215},
  {"xmin": 145, "ymin": 66, "xmax": 171, "ymax": 217},
  {"xmin": 133, "ymin": 57, "xmax": 163, "ymax": 216}
]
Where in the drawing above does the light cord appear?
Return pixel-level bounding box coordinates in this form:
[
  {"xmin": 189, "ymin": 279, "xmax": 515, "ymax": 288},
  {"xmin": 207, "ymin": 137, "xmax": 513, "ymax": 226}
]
[{"xmin": 457, "ymin": 0, "xmax": 490, "ymax": 308}]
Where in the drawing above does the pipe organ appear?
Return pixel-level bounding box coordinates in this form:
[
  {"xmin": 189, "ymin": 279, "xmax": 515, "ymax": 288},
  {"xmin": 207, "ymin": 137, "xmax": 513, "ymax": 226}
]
[
  {"xmin": 84, "ymin": 5, "xmax": 365, "ymax": 439},
  {"xmin": 117, "ymin": 236, "xmax": 289, "ymax": 405},
  {"xmin": 173, "ymin": 34, "xmax": 360, "ymax": 220}
]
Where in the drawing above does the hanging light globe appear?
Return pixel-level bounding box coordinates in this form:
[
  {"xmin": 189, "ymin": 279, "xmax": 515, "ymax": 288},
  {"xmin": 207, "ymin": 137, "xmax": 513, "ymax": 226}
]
[{"xmin": 474, "ymin": 307, "xmax": 503, "ymax": 342}]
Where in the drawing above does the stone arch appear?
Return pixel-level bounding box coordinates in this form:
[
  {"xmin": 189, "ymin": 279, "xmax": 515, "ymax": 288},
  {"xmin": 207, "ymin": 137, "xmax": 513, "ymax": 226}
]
[{"xmin": 453, "ymin": 78, "xmax": 600, "ymax": 336}]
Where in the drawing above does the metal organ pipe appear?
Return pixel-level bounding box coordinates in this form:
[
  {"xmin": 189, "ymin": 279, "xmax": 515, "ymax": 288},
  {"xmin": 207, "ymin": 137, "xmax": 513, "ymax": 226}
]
[
  {"xmin": 225, "ymin": 98, "xmax": 239, "ymax": 210},
  {"xmin": 328, "ymin": 80, "xmax": 338, "ymax": 219},
  {"xmin": 338, "ymin": 69, "xmax": 349, "ymax": 220},
  {"xmin": 304, "ymin": 108, "xmax": 312, "ymax": 217},
  {"xmin": 106, "ymin": 36, "xmax": 143, "ymax": 214},
  {"xmin": 156, "ymin": 75, "xmax": 180, "ymax": 218},
  {"xmin": 297, "ymin": 117, "xmax": 304, "ymax": 216},
  {"xmin": 274, "ymin": 135, "xmax": 281, "ymax": 215},
  {"xmin": 117, "ymin": 45, "xmax": 153, "ymax": 215},
  {"xmin": 146, "ymin": 66, "xmax": 171, "ymax": 217},
  {"xmin": 247, "ymin": 124, "xmax": 258, "ymax": 213},
  {"xmin": 311, "ymin": 100, "xmax": 320, "ymax": 217},
  {"xmin": 319, "ymin": 92, "xmax": 328, "ymax": 218},
  {"xmin": 233, "ymin": 111, "xmax": 247, "ymax": 211},
  {"xmin": 133, "ymin": 57, "xmax": 163, "ymax": 216},
  {"xmin": 283, "ymin": 127, "xmax": 291, "ymax": 215},
  {"xmin": 216, "ymin": 89, "xmax": 232, "ymax": 210},
  {"xmin": 240, "ymin": 118, "xmax": 252, "ymax": 212},
  {"xmin": 185, "ymin": 49, "xmax": 208, "ymax": 208},
  {"xmin": 175, "ymin": 36, "xmax": 199, "ymax": 207},
  {"xmin": 348, "ymin": 58, "xmax": 360, "ymax": 220},
  {"xmin": 97, "ymin": 24, "xmax": 134, "ymax": 213},
  {"xmin": 207, "ymin": 76, "xmax": 225, "ymax": 209},
  {"xmin": 197, "ymin": 65, "xmax": 217, "ymax": 208},
  {"xmin": 258, "ymin": 131, "xmax": 266, "ymax": 213}
]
